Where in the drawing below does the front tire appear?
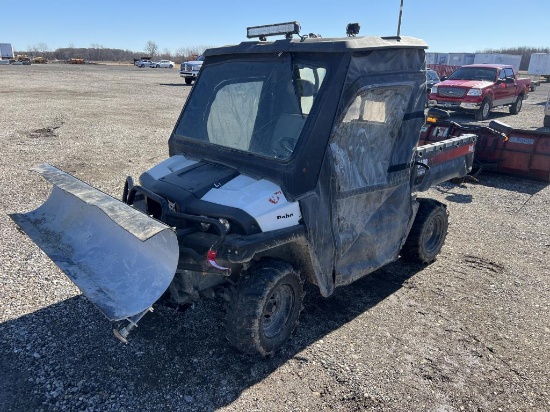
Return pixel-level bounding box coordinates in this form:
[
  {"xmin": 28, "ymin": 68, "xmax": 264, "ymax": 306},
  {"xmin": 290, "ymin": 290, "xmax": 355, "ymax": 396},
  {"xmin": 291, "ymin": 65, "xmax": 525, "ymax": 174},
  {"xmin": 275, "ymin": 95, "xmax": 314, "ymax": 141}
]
[
  {"xmin": 475, "ymin": 98, "xmax": 491, "ymax": 121},
  {"xmin": 401, "ymin": 199, "xmax": 448, "ymax": 264},
  {"xmin": 225, "ymin": 259, "xmax": 304, "ymax": 356},
  {"xmin": 509, "ymin": 94, "xmax": 523, "ymax": 114},
  {"xmin": 544, "ymin": 115, "xmax": 550, "ymax": 128},
  {"xmin": 185, "ymin": 78, "xmax": 193, "ymax": 85}
]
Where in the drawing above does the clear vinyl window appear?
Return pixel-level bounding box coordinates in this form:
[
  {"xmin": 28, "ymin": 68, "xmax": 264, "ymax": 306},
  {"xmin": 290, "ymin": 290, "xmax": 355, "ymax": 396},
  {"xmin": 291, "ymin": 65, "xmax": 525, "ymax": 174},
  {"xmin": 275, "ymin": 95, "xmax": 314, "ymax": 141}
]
[
  {"xmin": 175, "ymin": 58, "xmax": 327, "ymax": 160},
  {"xmin": 330, "ymin": 85, "xmax": 411, "ymax": 191}
]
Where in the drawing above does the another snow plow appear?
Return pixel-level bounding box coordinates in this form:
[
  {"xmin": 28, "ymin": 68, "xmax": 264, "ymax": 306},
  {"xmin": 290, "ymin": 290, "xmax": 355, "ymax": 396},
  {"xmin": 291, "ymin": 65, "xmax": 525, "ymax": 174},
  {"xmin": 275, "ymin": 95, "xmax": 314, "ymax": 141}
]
[
  {"xmin": 421, "ymin": 108, "xmax": 550, "ymax": 182},
  {"xmin": 12, "ymin": 22, "xmax": 476, "ymax": 356}
]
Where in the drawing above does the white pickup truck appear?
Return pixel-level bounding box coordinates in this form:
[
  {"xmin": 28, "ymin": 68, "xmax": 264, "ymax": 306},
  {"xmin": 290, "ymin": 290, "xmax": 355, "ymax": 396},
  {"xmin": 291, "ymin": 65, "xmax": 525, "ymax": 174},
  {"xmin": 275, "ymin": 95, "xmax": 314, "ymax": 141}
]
[{"xmin": 178, "ymin": 55, "xmax": 204, "ymax": 84}]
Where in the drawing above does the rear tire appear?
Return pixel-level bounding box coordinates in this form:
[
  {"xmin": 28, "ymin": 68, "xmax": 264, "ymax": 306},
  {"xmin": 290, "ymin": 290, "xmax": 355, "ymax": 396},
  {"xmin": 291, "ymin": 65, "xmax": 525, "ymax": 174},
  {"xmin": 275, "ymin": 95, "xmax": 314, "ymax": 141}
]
[
  {"xmin": 475, "ymin": 98, "xmax": 491, "ymax": 121},
  {"xmin": 185, "ymin": 78, "xmax": 193, "ymax": 85},
  {"xmin": 509, "ymin": 94, "xmax": 523, "ymax": 114},
  {"xmin": 401, "ymin": 199, "xmax": 448, "ymax": 264},
  {"xmin": 225, "ymin": 259, "xmax": 304, "ymax": 356}
]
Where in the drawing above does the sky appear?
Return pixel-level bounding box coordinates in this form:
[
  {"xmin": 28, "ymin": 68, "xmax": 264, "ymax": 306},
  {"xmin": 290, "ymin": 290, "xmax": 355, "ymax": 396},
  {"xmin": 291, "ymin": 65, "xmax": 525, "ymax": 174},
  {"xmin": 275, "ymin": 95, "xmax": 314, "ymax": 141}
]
[{"xmin": 2, "ymin": 0, "xmax": 548, "ymax": 55}]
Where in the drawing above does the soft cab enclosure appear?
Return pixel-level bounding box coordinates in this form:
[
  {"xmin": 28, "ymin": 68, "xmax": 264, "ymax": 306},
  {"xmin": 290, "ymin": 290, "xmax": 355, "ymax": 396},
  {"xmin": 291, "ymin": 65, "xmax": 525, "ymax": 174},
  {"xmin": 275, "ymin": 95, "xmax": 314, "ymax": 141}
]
[{"xmin": 167, "ymin": 36, "xmax": 454, "ymax": 296}]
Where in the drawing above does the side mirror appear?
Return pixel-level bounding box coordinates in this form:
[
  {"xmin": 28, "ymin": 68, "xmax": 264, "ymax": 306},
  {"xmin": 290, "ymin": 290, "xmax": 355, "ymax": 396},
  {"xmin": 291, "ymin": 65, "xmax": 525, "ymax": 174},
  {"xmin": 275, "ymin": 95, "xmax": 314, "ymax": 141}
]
[{"xmin": 440, "ymin": 75, "xmax": 448, "ymax": 81}]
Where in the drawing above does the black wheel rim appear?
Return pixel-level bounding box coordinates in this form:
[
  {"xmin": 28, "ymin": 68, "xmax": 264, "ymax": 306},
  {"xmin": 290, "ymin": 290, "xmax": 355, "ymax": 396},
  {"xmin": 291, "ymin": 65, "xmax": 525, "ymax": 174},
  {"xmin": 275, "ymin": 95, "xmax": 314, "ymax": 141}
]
[
  {"xmin": 263, "ymin": 284, "xmax": 295, "ymax": 339},
  {"xmin": 425, "ymin": 215, "xmax": 444, "ymax": 254}
]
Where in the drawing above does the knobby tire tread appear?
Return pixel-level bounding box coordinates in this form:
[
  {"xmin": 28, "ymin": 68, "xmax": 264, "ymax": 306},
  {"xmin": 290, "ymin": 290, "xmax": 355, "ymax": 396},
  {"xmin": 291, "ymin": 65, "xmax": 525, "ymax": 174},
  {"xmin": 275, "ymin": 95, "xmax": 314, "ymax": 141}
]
[
  {"xmin": 224, "ymin": 259, "xmax": 304, "ymax": 356},
  {"xmin": 401, "ymin": 198, "xmax": 448, "ymax": 264}
]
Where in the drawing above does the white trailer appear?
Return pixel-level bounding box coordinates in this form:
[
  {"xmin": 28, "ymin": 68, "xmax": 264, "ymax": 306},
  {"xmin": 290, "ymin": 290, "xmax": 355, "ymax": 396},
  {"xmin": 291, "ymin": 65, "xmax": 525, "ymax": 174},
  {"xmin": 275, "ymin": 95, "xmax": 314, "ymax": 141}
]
[
  {"xmin": 0, "ymin": 43, "xmax": 14, "ymax": 59},
  {"xmin": 528, "ymin": 53, "xmax": 550, "ymax": 79},
  {"xmin": 426, "ymin": 52, "xmax": 449, "ymax": 65},
  {"xmin": 473, "ymin": 53, "xmax": 522, "ymax": 72},
  {"xmin": 448, "ymin": 53, "xmax": 475, "ymax": 66}
]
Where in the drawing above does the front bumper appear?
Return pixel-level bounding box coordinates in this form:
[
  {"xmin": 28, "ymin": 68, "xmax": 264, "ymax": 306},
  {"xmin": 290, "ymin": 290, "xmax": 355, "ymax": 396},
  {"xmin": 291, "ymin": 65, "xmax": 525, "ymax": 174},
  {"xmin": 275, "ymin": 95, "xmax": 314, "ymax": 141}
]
[
  {"xmin": 179, "ymin": 71, "xmax": 199, "ymax": 78},
  {"xmin": 428, "ymin": 100, "xmax": 481, "ymax": 111}
]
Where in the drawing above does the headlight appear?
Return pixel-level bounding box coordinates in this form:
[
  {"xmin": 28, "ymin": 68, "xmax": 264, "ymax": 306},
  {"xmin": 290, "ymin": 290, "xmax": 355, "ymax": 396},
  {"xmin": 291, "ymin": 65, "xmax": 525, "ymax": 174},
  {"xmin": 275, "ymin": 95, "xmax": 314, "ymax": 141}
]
[
  {"xmin": 467, "ymin": 88, "xmax": 482, "ymax": 96},
  {"xmin": 430, "ymin": 86, "xmax": 437, "ymax": 94}
]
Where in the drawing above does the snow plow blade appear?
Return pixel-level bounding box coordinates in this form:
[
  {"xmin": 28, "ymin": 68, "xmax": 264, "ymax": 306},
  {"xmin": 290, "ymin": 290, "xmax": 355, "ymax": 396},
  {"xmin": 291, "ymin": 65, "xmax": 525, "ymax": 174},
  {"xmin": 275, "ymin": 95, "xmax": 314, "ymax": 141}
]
[{"xmin": 10, "ymin": 164, "xmax": 179, "ymax": 321}]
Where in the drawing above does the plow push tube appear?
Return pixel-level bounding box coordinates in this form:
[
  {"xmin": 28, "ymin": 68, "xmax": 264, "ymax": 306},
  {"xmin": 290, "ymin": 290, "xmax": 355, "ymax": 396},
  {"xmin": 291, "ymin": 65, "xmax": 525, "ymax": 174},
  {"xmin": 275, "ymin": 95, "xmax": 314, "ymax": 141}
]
[{"xmin": 11, "ymin": 164, "xmax": 179, "ymax": 322}]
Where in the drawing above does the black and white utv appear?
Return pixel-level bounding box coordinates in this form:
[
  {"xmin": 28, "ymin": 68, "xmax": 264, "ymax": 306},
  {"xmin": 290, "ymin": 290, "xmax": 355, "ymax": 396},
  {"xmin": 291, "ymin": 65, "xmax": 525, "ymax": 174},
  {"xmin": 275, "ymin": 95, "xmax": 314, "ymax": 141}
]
[{"xmin": 13, "ymin": 22, "xmax": 475, "ymax": 356}]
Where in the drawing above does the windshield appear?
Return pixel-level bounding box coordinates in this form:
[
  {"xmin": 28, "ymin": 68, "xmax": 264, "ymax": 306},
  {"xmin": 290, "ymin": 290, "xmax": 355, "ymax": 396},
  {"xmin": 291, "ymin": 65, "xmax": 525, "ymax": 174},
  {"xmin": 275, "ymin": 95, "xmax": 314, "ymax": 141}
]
[
  {"xmin": 448, "ymin": 67, "xmax": 497, "ymax": 82},
  {"xmin": 174, "ymin": 56, "xmax": 326, "ymax": 160}
]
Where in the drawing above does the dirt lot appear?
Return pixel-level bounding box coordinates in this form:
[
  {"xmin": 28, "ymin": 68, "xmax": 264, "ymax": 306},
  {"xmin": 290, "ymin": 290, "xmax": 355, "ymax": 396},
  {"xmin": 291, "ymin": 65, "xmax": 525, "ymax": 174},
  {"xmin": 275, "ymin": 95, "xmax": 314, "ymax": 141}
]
[{"xmin": 0, "ymin": 64, "xmax": 548, "ymax": 412}]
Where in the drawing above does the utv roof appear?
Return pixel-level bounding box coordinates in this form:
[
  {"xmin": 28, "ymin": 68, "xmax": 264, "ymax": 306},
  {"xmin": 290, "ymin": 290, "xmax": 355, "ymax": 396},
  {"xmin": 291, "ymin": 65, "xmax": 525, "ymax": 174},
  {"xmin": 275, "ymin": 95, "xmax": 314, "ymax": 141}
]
[{"xmin": 204, "ymin": 35, "xmax": 427, "ymax": 56}]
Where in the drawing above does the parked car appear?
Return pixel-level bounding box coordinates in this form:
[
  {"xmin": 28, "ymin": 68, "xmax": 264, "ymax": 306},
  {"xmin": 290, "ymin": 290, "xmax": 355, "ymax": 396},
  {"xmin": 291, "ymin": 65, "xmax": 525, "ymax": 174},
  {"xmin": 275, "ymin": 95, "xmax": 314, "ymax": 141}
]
[
  {"xmin": 0, "ymin": 59, "xmax": 10, "ymax": 65},
  {"xmin": 428, "ymin": 64, "xmax": 531, "ymax": 120},
  {"xmin": 544, "ymin": 92, "xmax": 550, "ymax": 128},
  {"xmin": 426, "ymin": 68, "xmax": 440, "ymax": 94},
  {"xmin": 155, "ymin": 60, "xmax": 175, "ymax": 68},
  {"xmin": 136, "ymin": 60, "xmax": 153, "ymax": 68},
  {"xmin": 179, "ymin": 55, "xmax": 204, "ymax": 84}
]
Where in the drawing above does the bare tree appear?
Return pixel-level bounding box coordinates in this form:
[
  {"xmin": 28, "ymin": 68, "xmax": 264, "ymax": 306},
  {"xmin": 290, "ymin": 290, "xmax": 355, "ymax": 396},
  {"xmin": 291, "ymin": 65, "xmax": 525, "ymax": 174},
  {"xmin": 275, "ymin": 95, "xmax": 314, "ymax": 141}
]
[
  {"xmin": 144, "ymin": 41, "xmax": 158, "ymax": 58},
  {"xmin": 161, "ymin": 47, "xmax": 172, "ymax": 60},
  {"xmin": 90, "ymin": 44, "xmax": 105, "ymax": 61},
  {"xmin": 174, "ymin": 47, "xmax": 187, "ymax": 62},
  {"xmin": 36, "ymin": 43, "xmax": 49, "ymax": 53},
  {"xmin": 27, "ymin": 43, "xmax": 50, "ymax": 58}
]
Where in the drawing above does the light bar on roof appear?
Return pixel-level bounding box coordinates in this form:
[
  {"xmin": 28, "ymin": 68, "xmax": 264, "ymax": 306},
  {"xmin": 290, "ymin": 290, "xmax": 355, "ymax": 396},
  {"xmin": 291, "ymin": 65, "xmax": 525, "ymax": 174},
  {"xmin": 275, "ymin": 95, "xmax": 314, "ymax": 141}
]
[{"xmin": 247, "ymin": 21, "xmax": 301, "ymax": 41}]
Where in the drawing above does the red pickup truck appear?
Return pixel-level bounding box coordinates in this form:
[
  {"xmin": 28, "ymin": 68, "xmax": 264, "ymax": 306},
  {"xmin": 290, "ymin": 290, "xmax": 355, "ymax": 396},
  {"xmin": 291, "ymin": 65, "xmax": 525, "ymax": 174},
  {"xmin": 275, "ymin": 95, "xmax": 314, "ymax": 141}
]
[{"xmin": 428, "ymin": 64, "xmax": 530, "ymax": 120}]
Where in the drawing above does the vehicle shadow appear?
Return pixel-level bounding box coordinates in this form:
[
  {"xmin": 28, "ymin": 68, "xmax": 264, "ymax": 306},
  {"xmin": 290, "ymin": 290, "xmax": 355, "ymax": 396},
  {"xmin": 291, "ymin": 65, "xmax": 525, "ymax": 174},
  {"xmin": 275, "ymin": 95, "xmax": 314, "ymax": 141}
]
[
  {"xmin": 0, "ymin": 260, "xmax": 423, "ymax": 411},
  {"xmin": 159, "ymin": 83, "xmax": 187, "ymax": 87},
  {"xmin": 434, "ymin": 182, "xmax": 474, "ymax": 204}
]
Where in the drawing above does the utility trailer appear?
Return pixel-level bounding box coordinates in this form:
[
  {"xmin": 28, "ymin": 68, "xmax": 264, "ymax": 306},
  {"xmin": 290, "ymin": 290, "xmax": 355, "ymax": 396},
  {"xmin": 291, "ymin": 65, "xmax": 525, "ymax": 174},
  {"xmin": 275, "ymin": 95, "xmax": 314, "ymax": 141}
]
[
  {"xmin": 528, "ymin": 53, "xmax": 550, "ymax": 81},
  {"xmin": 12, "ymin": 22, "xmax": 475, "ymax": 356}
]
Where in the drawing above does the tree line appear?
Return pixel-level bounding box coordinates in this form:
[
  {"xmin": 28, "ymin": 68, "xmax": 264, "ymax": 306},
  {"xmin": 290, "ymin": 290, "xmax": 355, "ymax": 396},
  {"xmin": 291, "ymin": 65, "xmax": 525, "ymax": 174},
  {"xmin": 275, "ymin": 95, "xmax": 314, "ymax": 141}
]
[
  {"xmin": 476, "ymin": 46, "xmax": 550, "ymax": 71},
  {"xmin": 14, "ymin": 41, "xmax": 213, "ymax": 63},
  {"xmin": 15, "ymin": 43, "xmax": 550, "ymax": 69}
]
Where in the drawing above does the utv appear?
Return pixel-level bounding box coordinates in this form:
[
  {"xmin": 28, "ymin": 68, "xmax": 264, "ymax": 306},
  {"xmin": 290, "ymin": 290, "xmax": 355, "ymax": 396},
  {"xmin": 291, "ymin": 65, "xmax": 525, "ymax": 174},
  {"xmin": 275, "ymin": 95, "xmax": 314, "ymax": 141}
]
[{"xmin": 12, "ymin": 22, "xmax": 475, "ymax": 356}]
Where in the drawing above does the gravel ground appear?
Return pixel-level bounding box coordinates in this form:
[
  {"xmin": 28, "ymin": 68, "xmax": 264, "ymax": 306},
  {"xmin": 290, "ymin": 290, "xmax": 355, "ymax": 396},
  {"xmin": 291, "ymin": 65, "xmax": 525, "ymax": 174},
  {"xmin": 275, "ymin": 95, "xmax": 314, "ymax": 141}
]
[{"xmin": 0, "ymin": 64, "xmax": 548, "ymax": 412}]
